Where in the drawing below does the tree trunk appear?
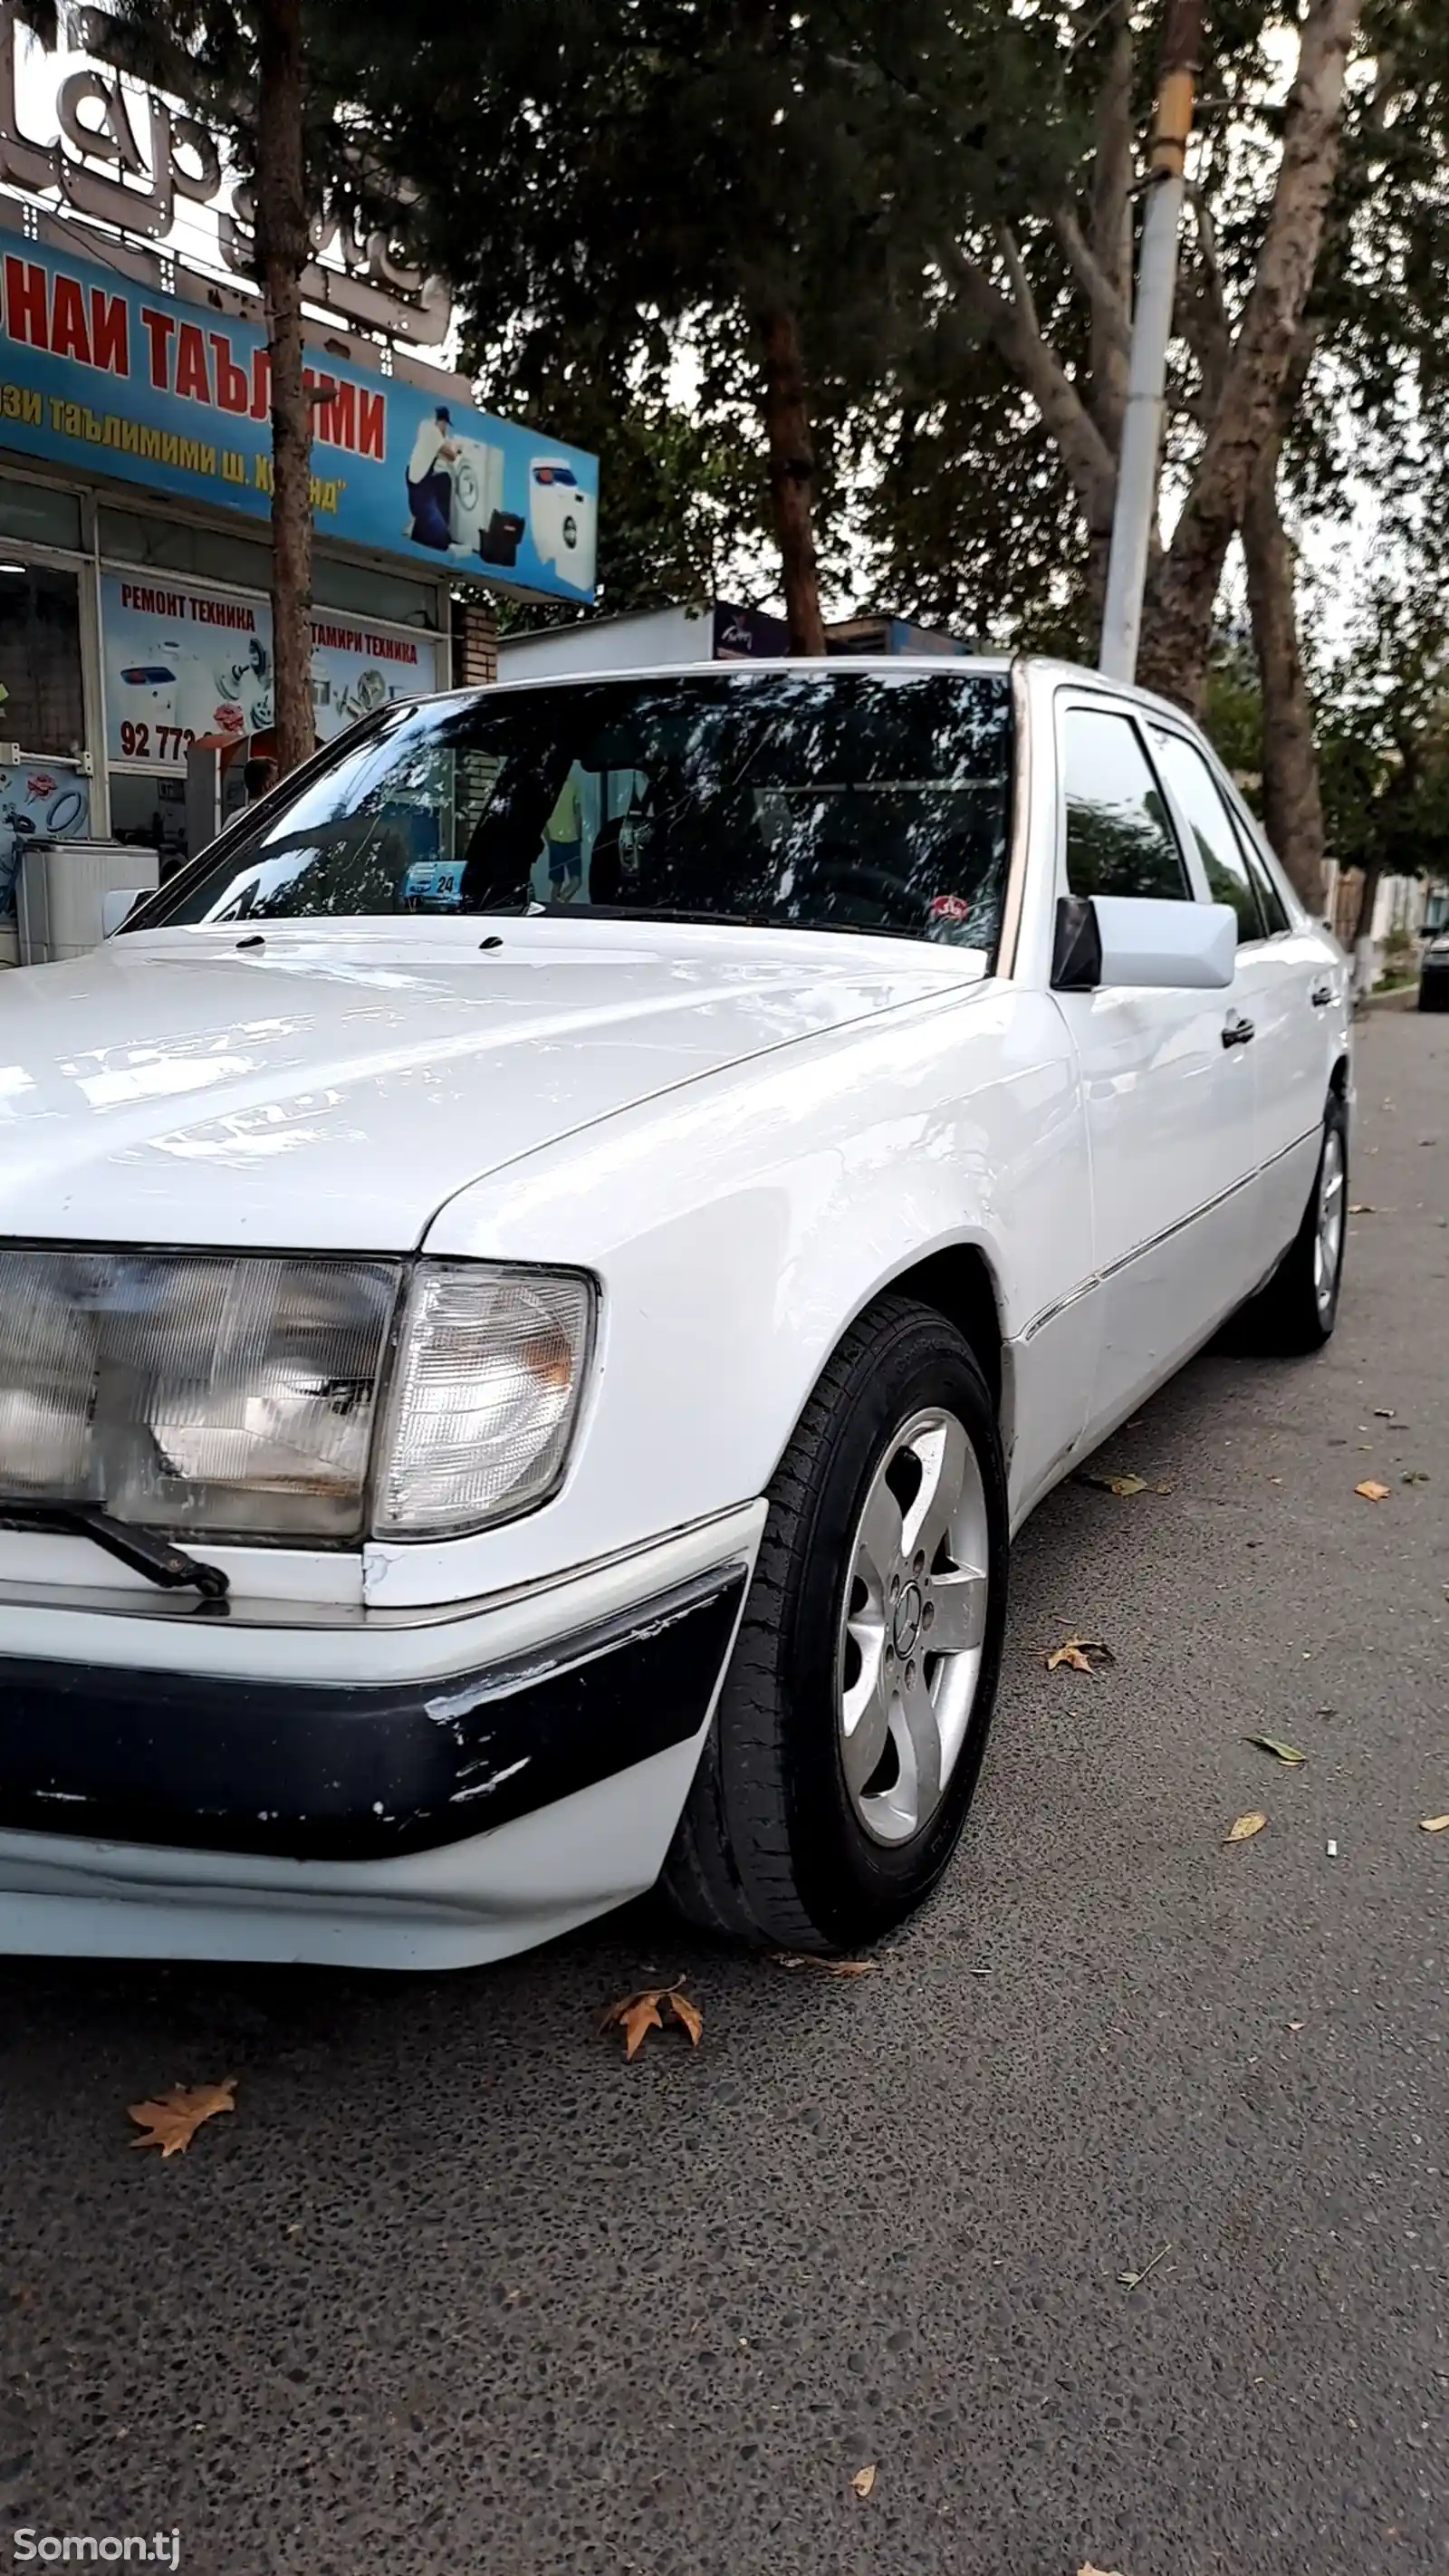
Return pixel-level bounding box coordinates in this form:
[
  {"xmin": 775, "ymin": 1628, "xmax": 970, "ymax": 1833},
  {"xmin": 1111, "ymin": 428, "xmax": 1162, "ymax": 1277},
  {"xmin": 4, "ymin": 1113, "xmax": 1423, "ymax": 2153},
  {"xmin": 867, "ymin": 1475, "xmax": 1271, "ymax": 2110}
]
[
  {"xmin": 1243, "ymin": 456, "xmax": 1324, "ymax": 912},
  {"xmin": 756, "ymin": 304, "xmax": 825, "ymax": 655},
  {"xmin": 1349, "ymin": 858, "xmax": 1382, "ymax": 998},
  {"xmin": 254, "ymin": 0, "xmax": 314, "ymax": 776},
  {"xmin": 1242, "ymin": 341, "xmax": 1326, "ymax": 914},
  {"xmin": 1135, "ymin": 0, "xmax": 1363, "ymax": 709}
]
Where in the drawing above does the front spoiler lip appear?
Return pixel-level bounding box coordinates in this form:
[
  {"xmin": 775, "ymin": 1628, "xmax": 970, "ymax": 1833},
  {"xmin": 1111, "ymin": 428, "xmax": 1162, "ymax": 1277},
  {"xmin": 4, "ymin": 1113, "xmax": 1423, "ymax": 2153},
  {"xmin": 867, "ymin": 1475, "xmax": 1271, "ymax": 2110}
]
[{"xmin": 0, "ymin": 1561, "xmax": 749, "ymax": 1865}]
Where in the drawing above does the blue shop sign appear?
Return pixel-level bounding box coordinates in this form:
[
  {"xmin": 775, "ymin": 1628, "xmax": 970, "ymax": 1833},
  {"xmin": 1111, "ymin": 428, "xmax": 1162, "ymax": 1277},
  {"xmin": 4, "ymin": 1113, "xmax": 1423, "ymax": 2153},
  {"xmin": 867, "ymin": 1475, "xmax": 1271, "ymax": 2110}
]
[{"xmin": 0, "ymin": 229, "xmax": 599, "ymax": 603}]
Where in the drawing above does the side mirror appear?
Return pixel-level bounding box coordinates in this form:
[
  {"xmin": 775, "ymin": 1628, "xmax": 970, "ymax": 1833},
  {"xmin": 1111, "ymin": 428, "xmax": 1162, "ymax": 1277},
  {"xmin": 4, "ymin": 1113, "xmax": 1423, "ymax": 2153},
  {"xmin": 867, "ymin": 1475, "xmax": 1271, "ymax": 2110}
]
[
  {"xmin": 1052, "ymin": 893, "xmax": 1236, "ymax": 993},
  {"xmin": 101, "ymin": 888, "xmax": 147, "ymax": 937}
]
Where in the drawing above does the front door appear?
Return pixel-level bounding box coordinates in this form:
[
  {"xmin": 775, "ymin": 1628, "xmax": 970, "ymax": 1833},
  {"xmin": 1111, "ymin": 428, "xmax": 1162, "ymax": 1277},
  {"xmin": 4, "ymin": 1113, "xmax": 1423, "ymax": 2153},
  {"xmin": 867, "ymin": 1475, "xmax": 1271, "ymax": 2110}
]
[
  {"xmin": 1147, "ymin": 722, "xmax": 1326, "ymax": 1279},
  {"xmin": 1051, "ymin": 696, "xmax": 1258, "ymax": 1440}
]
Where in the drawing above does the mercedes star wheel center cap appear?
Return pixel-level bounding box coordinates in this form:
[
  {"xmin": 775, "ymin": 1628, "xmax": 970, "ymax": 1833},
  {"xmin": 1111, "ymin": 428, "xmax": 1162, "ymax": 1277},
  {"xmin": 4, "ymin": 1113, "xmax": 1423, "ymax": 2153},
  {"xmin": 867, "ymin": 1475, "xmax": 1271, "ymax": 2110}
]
[{"xmin": 892, "ymin": 1582, "xmax": 924, "ymax": 1658}]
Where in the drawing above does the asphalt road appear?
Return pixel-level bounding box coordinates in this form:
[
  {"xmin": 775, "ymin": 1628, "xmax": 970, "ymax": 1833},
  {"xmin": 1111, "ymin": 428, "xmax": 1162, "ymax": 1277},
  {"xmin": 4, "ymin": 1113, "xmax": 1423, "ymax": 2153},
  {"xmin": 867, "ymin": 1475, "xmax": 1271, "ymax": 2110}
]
[{"xmin": 3, "ymin": 1004, "xmax": 1446, "ymax": 2576}]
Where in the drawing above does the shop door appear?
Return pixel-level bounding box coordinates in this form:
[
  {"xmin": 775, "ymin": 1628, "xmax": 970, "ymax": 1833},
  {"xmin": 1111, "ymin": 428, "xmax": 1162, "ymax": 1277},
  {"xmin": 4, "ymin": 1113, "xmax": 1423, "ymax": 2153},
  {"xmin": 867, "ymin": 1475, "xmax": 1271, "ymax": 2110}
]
[{"xmin": 0, "ymin": 562, "xmax": 91, "ymax": 924}]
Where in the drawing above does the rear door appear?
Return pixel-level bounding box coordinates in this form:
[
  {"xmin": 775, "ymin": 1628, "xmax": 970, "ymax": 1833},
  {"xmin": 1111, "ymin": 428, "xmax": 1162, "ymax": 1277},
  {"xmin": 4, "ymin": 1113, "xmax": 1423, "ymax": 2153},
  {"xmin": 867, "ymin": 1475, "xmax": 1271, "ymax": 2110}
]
[
  {"xmin": 1147, "ymin": 722, "xmax": 1326, "ymax": 1279},
  {"xmin": 1052, "ymin": 696, "xmax": 1257, "ymax": 1439}
]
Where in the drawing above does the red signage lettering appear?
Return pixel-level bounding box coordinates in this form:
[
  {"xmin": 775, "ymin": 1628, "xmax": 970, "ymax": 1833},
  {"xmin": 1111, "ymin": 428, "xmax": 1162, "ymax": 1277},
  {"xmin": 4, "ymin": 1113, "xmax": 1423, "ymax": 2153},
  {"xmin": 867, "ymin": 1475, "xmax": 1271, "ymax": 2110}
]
[{"xmin": 174, "ymin": 321, "xmax": 211, "ymax": 404}]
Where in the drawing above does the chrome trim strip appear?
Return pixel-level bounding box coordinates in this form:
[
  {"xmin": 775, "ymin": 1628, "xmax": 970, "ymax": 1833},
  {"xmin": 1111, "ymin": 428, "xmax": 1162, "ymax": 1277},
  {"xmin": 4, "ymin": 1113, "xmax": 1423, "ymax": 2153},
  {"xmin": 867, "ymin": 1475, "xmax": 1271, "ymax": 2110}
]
[
  {"xmin": 421, "ymin": 1562, "xmax": 749, "ymax": 1720},
  {"xmin": 1020, "ymin": 1274, "xmax": 1099, "ymax": 1344},
  {"xmin": 0, "ymin": 1501, "xmax": 761, "ymax": 1632},
  {"xmin": 1020, "ymin": 1124, "xmax": 1321, "ymax": 1342}
]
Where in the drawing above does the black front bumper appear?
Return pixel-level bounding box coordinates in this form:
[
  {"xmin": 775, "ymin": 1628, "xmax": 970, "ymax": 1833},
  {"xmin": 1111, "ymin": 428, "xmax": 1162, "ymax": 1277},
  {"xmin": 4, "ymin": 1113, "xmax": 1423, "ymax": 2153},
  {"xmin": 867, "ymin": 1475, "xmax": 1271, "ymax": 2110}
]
[{"xmin": 0, "ymin": 1562, "xmax": 748, "ymax": 1863}]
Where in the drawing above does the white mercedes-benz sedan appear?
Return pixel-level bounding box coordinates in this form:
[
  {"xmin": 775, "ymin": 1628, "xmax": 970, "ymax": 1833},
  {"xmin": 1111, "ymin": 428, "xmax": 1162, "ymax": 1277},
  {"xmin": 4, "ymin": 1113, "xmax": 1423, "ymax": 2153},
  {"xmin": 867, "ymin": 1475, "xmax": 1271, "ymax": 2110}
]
[{"xmin": 0, "ymin": 657, "xmax": 1350, "ymax": 1969}]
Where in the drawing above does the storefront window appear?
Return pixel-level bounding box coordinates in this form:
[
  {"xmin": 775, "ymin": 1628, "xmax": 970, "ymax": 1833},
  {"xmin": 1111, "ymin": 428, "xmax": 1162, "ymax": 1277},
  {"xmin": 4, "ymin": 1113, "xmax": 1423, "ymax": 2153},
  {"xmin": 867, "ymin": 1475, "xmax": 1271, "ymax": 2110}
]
[
  {"xmin": 99, "ymin": 506, "xmax": 272, "ymax": 594},
  {"xmin": 311, "ymin": 555, "xmax": 440, "ymax": 631},
  {"xmin": 100, "ymin": 508, "xmax": 439, "ymax": 631},
  {"xmin": 0, "ymin": 563, "xmax": 85, "ymax": 756},
  {"xmin": 0, "ymin": 475, "xmax": 83, "ymax": 553}
]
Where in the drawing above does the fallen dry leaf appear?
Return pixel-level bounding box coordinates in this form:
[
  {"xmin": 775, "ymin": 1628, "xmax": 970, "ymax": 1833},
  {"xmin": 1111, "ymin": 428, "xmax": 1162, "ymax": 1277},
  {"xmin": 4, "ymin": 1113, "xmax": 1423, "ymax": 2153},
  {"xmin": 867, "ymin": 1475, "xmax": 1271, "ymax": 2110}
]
[
  {"xmin": 1244, "ymin": 1734, "xmax": 1307, "ymax": 1766},
  {"xmin": 1046, "ymin": 1635, "xmax": 1116, "ymax": 1674},
  {"xmin": 127, "ymin": 2076, "xmax": 236, "ymax": 2158},
  {"xmin": 600, "ymin": 1986, "xmax": 702, "ymax": 2058},
  {"xmin": 1225, "ymin": 1811, "xmax": 1267, "ymax": 1842},
  {"xmin": 667, "ymin": 1989, "xmax": 704, "ymax": 2046},
  {"xmin": 1402, "ymin": 1470, "xmax": 1430, "ymax": 1485},
  {"xmin": 1078, "ymin": 2565, "xmax": 1128, "ymax": 2576},
  {"xmin": 1348, "ymin": 1202, "xmax": 1375, "ymax": 1215},
  {"xmin": 1355, "ymin": 1479, "xmax": 1390, "ymax": 1503},
  {"xmin": 850, "ymin": 2465, "xmax": 877, "ymax": 2500},
  {"xmin": 769, "ymin": 1952, "xmax": 876, "ymax": 1975},
  {"xmin": 1418, "ymin": 1814, "xmax": 1449, "ymax": 1833}
]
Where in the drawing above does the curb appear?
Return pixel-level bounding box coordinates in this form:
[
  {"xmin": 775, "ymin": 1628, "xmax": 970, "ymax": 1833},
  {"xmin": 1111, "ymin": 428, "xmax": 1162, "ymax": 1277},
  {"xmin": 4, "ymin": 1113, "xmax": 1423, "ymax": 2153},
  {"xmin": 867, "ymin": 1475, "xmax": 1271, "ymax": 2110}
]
[{"xmin": 1357, "ymin": 984, "xmax": 1417, "ymax": 1014}]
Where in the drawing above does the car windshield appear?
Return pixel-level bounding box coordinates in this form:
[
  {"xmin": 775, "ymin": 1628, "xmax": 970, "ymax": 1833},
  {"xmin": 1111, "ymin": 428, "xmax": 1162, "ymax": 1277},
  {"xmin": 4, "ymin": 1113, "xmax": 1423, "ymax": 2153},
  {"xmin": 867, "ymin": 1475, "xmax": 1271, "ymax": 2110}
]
[{"xmin": 142, "ymin": 667, "xmax": 1014, "ymax": 950}]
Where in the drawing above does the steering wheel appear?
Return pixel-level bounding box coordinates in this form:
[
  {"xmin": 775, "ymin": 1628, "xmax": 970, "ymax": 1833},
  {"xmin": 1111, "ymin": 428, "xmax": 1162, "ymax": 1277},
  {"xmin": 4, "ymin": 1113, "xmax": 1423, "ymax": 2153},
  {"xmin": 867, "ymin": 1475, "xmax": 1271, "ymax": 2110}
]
[{"xmin": 809, "ymin": 858, "xmax": 928, "ymax": 931}]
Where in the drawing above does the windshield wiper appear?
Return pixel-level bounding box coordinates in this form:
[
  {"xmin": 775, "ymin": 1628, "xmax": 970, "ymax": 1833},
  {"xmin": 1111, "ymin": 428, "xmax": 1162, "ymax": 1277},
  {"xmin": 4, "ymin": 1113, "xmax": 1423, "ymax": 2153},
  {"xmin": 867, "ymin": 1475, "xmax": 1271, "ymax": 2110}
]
[{"xmin": 0, "ymin": 1501, "xmax": 229, "ymax": 1600}]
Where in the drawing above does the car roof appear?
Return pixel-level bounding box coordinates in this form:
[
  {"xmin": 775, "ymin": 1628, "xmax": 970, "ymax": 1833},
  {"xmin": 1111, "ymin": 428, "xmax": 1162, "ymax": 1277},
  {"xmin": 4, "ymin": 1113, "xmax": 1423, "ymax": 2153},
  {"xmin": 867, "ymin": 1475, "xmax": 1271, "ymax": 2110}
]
[{"xmin": 438, "ymin": 652, "xmax": 1198, "ymax": 729}]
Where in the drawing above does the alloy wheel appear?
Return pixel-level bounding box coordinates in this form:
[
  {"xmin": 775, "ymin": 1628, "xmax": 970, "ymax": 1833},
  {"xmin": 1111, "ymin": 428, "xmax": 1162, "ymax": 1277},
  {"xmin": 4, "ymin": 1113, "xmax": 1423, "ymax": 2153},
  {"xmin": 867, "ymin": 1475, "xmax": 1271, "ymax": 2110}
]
[{"xmin": 835, "ymin": 1407, "xmax": 990, "ymax": 1845}]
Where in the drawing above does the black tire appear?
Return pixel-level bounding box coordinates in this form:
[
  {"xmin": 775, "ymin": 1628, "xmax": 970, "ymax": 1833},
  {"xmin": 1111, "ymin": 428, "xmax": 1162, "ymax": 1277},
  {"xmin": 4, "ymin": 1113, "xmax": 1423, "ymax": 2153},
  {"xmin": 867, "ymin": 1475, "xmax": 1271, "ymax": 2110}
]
[
  {"xmin": 1234, "ymin": 1091, "xmax": 1348, "ymax": 1355},
  {"xmin": 661, "ymin": 1296, "xmax": 1009, "ymax": 1951}
]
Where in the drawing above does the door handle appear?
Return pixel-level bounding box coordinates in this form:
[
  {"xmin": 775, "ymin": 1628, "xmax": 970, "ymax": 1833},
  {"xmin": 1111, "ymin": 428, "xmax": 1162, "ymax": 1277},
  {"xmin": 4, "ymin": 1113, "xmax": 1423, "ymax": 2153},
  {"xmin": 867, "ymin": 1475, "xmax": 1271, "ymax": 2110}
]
[
  {"xmin": 1221, "ymin": 1012, "xmax": 1255, "ymax": 1048},
  {"xmin": 1310, "ymin": 982, "xmax": 1333, "ymax": 1007}
]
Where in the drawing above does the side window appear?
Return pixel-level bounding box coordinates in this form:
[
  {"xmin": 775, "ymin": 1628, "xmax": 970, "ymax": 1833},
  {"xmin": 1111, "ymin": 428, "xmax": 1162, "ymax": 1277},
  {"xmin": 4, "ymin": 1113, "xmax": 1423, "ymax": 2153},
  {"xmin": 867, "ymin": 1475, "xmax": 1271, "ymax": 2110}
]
[
  {"xmin": 1150, "ymin": 727, "xmax": 1266, "ymax": 942},
  {"xmin": 1061, "ymin": 707, "xmax": 1191, "ymax": 901},
  {"xmin": 1231, "ymin": 810, "xmax": 1291, "ymax": 934}
]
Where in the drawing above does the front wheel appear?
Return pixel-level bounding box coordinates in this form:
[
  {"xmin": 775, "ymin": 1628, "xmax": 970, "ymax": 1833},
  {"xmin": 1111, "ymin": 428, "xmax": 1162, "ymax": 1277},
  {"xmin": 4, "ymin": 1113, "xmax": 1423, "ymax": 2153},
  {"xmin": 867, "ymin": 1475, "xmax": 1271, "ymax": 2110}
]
[{"xmin": 662, "ymin": 1297, "xmax": 1009, "ymax": 1951}]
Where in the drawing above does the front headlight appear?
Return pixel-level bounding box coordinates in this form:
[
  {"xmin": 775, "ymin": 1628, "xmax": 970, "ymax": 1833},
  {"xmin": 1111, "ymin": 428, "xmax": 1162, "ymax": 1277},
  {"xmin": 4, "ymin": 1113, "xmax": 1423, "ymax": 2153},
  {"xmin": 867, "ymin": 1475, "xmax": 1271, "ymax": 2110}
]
[
  {"xmin": 0, "ymin": 1250, "xmax": 595, "ymax": 1546},
  {"xmin": 374, "ymin": 1263, "xmax": 595, "ymax": 1538},
  {"xmin": 0, "ymin": 1248, "xmax": 399, "ymax": 1541}
]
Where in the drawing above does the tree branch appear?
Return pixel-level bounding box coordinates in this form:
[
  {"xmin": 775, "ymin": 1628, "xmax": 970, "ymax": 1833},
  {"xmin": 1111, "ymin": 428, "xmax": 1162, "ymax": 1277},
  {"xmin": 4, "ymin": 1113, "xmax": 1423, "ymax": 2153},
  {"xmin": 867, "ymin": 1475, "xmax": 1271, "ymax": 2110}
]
[
  {"xmin": 1054, "ymin": 204, "xmax": 1132, "ymax": 361},
  {"xmin": 1171, "ymin": 181, "xmax": 1233, "ymax": 420},
  {"xmin": 935, "ymin": 232, "xmax": 1118, "ymax": 534}
]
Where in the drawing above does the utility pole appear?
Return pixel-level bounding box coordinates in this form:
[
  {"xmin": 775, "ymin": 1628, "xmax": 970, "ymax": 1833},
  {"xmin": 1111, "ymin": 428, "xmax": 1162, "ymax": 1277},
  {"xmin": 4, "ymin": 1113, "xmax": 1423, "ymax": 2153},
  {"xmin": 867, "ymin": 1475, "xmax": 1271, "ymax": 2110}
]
[{"xmin": 1098, "ymin": 0, "xmax": 1204, "ymax": 684}]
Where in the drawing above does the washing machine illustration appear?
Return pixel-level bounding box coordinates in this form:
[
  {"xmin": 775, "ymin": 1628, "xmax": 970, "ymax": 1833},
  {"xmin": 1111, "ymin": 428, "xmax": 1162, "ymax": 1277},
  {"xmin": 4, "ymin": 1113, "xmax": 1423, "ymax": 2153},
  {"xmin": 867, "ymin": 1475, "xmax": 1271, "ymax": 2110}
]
[
  {"xmin": 448, "ymin": 437, "xmax": 524, "ymax": 568},
  {"xmin": 529, "ymin": 457, "xmax": 596, "ymax": 592}
]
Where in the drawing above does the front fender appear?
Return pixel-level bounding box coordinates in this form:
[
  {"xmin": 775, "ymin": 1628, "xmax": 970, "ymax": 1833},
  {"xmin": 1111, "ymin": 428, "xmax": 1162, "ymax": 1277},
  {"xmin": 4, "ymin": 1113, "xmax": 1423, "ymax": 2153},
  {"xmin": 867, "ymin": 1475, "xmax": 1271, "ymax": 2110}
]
[{"xmin": 363, "ymin": 984, "xmax": 1091, "ymax": 1608}]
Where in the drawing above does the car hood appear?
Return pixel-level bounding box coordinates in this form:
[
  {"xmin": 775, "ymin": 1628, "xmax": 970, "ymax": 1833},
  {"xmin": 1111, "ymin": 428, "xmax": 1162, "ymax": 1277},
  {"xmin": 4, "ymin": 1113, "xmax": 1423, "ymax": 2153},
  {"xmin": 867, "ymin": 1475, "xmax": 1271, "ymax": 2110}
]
[{"xmin": 0, "ymin": 920, "xmax": 982, "ymax": 1250}]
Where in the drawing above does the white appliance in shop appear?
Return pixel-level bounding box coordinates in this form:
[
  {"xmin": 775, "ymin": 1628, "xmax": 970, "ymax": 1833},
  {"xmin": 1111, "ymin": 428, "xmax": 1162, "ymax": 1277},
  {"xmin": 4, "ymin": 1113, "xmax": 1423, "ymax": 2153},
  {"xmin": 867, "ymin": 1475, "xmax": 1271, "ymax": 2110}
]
[
  {"xmin": 448, "ymin": 437, "xmax": 509, "ymax": 556},
  {"xmin": 529, "ymin": 456, "xmax": 596, "ymax": 592}
]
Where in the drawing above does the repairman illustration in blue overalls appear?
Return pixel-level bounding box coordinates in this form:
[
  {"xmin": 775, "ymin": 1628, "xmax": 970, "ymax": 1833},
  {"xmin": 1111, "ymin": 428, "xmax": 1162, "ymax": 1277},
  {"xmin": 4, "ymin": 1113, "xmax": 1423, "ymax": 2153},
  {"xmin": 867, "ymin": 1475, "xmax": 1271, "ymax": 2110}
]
[{"xmin": 406, "ymin": 409, "xmax": 461, "ymax": 553}]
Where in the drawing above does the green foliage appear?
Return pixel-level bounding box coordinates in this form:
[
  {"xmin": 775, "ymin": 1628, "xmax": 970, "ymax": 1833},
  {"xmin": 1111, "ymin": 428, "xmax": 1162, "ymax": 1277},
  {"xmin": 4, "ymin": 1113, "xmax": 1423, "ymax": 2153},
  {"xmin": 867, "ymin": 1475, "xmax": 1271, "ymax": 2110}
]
[
  {"xmin": 1310, "ymin": 524, "xmax": 1449, "ymax": 879},
  {"xmin": 1203, "ymin": 634, "xmax": 1266, "ymax": 798},
  {"xmin": 343, "ymin": 0, "xmax": 1078, "ymax": 620}
]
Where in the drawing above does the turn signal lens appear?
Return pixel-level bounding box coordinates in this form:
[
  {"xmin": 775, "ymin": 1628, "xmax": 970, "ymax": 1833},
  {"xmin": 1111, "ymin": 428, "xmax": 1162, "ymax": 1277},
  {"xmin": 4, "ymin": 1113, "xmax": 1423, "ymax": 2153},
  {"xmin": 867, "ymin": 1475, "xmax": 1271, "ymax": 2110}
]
[{"xmin": 373, "ymin": 1264, "xmax": 595, "ymax": 1538}]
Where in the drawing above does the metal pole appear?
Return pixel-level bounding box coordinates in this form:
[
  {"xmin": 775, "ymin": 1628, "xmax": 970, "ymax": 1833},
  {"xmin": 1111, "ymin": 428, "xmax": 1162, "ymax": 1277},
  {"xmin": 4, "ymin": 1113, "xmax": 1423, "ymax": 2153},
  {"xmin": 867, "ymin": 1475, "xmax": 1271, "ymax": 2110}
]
[{"xmin": 1098, "ymin": 0, "xmax": 1204, "ymax": 684}]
